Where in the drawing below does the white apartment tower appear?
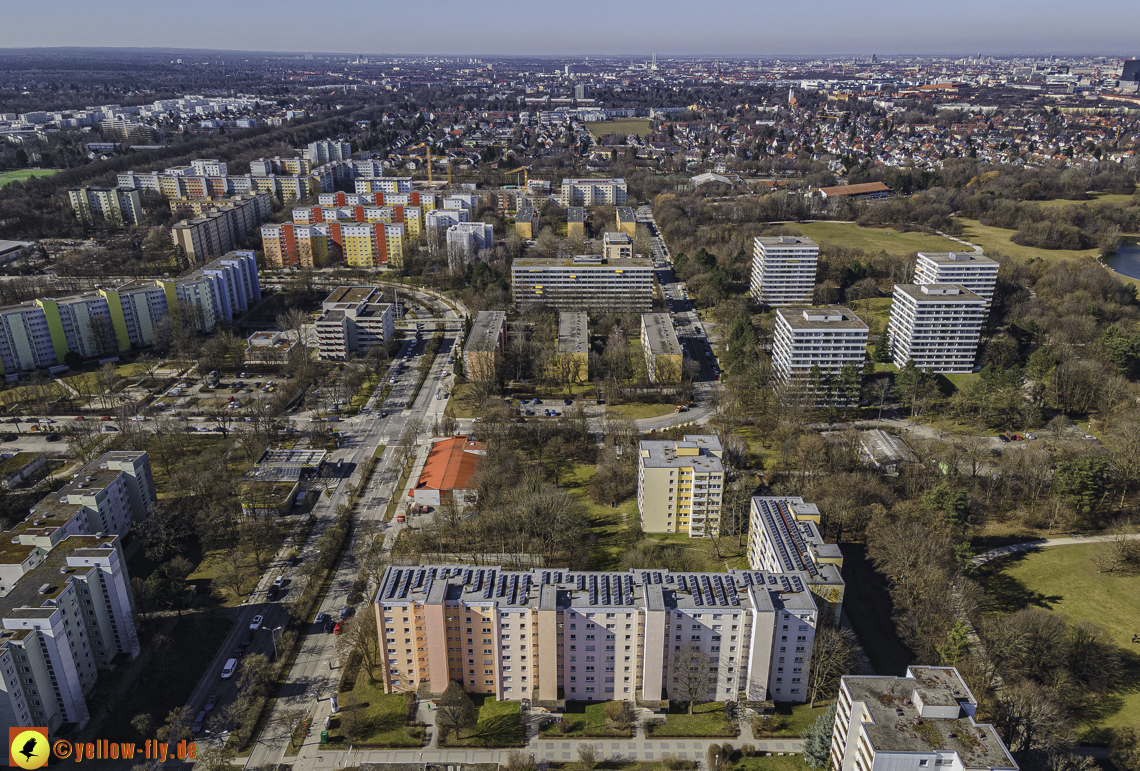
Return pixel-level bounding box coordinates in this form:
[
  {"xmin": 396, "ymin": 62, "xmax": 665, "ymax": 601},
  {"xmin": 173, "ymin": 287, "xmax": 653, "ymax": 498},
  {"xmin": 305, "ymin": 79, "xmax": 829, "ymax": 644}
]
[
  {"xmin": 751, "ymin": 236, "xmax": 819, "ymax": 306},
  {"xmin": 830, "ymin": 667, "xmax": 1018, "ymax": 771},
  {"xmin": 888, "ymin": 284, "xmax": 986, "ymax": 373},
  {"xmin": 772, "ymin": 307, "xmax": 868, "ymax": 406},
  {"xmin": 914, "ymin": 252, "xmax": 999, "ymax": 307},
  {"xmin": 446, "ymin": 222, "xmax": 494, "ymax": 269}
]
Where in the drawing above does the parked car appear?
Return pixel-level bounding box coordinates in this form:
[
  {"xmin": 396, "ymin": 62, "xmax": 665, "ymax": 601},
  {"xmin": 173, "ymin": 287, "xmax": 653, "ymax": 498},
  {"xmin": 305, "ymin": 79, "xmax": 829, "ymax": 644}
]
[
  {"xmin": 333, "ymin": 622, "xmax": 343, "ymax": 634},
  {"xmin": 204, "ymin": 693, "xmax": 218, "ymax": 711},
  {"xmin": 191, "ymin": 711, "xmax": 207, "ymax": 734},
  {"xmin": 273, "ymin": 576, "xmax": 285, "ymax": 588},
  {"xmin": 315, "ymin": 612, "xmax": 328, "ymax": 625},
  {"xmin": 221, "ymin": 659, "xmax": 238, "ymax": 679},
  {"xmin": 250, "ymin": 615, "xmax": 263, "ymax": 630}
]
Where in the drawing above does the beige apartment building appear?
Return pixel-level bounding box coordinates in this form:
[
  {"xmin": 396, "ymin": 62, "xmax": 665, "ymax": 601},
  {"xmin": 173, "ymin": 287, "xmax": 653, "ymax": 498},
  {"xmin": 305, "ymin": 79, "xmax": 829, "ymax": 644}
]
[
  {"xmin": 640, "ymin": 313, "xmax": 683, "ymax": 384},
  {"xmin": 553, "ymin": 312, "xmax": 589, "ymax": 384},
  {"xmin": 375, "ymin": 565, "xmax": 819, "ymax": 705},
  {"xmin": 463, "ymin": 311, "xmax": 506, "ymax": 382},
  {"xmin": 603, "ymin": 231, "xmax": 634, "ymax": 261},
  {"xmin": 637, "ymin": 435, "xmax": 724, "ymax": 537}
]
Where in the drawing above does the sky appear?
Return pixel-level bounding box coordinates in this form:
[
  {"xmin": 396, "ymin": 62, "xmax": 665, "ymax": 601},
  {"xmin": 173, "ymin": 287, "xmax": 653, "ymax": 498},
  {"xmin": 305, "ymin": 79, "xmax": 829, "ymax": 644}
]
[{"xmin": 2, "ymin": 0, "xmax": 1138, "ymax": 58}]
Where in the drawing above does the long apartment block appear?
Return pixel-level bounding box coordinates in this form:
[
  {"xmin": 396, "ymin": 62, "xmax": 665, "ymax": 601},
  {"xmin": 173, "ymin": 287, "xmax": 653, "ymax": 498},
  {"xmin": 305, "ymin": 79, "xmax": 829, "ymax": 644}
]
[
  {"xmin": 464, "ymin": 311, "xmax": 506, "ymax": 382},
  {"xmin": 68, "ymin": 186, "xmax": 144, "ymax": 226},
  {"xmin": 375, "ymin": 565, "xmax": 818, "ymax": 705},
  {"xmin": 172, "ymin": 193, "xmax": 272, "ymax": 262},
  {"xmin": 750, "ymin": 236, "xmax": 819, "ymax": 306},
  {"xmin": 888, "ymin": 284, "xmax": 986, "ymax": 373},
  {"xmin": 914, "ymin": 252, "xmax": 998, "ymax": 307},
  {"xmin": 262, "ymin": 216, "xmax": 406, "ymax": 269},
  {"xmin": 830, "ymin": 667, "xmax": 1018, "ymax": 771},
  {"xmin": 0, "ymin": 252, "xmax": 259, "ymax": 373},
  {"xmin": 638, "ymin": 435, "xmax": 724, "ymax": 537},
  {"xmin": 559, "ymin": 178, "xmax": 628, "ymax": 206},
  {"xmin": 747, "ymin": 496, "xmax": 845, "ymax": 627},
  {"xmin": 512, "ymin": 255, "xmax": 653, "ymax": 312},
  {"xmin": 640, "ymin": 313, "xmax": 683, "ymax": 384},
  {"xmin": 772, "ymin": 307, "xmax": 868, "ymax": 406}
]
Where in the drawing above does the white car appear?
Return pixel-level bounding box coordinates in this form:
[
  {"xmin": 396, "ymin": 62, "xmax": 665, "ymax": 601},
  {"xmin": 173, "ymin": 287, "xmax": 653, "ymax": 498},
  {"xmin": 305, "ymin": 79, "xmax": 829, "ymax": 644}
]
[
  {"xmin": 130, "ymin": 416, "xmax": 146, "ymax": 422},
  {"xmin": 249, "ymin": 615, "xmax": 263, "ymax": 630}
]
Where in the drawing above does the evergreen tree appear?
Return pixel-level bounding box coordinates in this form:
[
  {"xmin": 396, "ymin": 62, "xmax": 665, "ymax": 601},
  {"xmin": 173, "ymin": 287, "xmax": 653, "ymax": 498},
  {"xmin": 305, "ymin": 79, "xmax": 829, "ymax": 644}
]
[
  {"xmin": 872, "ymin": 331, "xmax": 891, "ymax": 363},
  {"xmin": 802, "ymin": 704, "xmax": 837, "ymax": 769}
]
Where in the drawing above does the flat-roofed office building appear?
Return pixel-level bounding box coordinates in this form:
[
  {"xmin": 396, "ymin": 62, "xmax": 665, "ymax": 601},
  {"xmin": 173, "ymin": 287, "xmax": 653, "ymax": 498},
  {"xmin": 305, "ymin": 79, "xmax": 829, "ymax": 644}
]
[{"xmin": 512, "ymin": 255, "xmax": 653, "ymax": 312}]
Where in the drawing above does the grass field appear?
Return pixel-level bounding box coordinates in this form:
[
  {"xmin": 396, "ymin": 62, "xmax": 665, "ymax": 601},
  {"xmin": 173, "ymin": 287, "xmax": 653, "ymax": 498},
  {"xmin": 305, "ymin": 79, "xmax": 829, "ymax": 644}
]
[
  {"xmin": 587, "ymin": 120, "xmax": 655, "ymax": 138},
  {"xmin": 647, "ymin": 702, "xmax": 737, "ymax": 738},
  {"xmin": 980, "ymin": 544, "xmax": 1140, "ymax": 737},
  {"xmin": 734, "ymin": 755, "xmax": 813, "ymax": 771},
  {"xmin": 563, "ymin": 464, "xmax": 639, "ymax": 570},
  {"xmin": 604, "ymin": 402, "xmax": 677, "ymax": 420},
  {"xmin": 326, "ymin": 683, "xmax": 423, "ymax": 747},
  {"xmin": 952, "ymin": 218, "xmax": 1101, "ymax": 264},
  {"xmin": 539, "ymin": 701, "xmax": 634, "ymax": 738},
  {"xmin": 439, "ymin": 695, "xmax": 523, "ymax": 747},
  {"xmin": 792, "ymin": 222, "xmax": 962, "ymax": 255},
  {"xmin": 0, "ymin": 169, "xmax": 61, "ymax": 187},
  {"xmin": 1036, "ymin": 190, "xmax": 1139, "ymax": 208},
  {"xmin": 753, "ymin": 702, "xmax": 833, "ymax": 738}
]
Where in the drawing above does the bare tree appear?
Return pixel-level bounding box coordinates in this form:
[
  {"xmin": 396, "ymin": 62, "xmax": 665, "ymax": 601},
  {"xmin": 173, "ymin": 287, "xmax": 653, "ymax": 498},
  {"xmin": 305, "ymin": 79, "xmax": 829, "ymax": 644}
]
[
  {"xmin": 335, "ymin": 610, "xmax": 379, "ymax": 682},
  {"xmin": 670, "ymin": 643, "xmax": 713, "ymax": 714},
  {"xmin": 807, "ymin": 626, "xmax": 858, "ymax": 708}
]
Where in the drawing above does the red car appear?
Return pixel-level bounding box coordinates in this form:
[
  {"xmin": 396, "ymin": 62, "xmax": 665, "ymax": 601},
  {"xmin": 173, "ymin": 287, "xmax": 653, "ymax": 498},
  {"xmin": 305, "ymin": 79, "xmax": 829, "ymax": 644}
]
[
  {"xmin": 333, "ymin": 622, "xmax": 343, "ymax": 634},
  {"xmin": 74, "ymin": 415, "xmax": 85, "ymax": 420},
  {"xmin": 100, "ymin": 415, "xmax": 111, "ymax": 421}
]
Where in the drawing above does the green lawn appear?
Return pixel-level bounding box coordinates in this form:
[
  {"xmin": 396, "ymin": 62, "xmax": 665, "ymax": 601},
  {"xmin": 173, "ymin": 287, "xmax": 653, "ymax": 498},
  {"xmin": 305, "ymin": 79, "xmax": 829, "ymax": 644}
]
[
  {"xmin": 446, "ymin": 382, "xmax": 480, "ymax": 419},
  {"xmin": 563, "ymin": 464, "xmax": 640, "ymax": 570},
  {"xmin": 939, "ymin": 373, "xmax": 978, "ymax": 393},
  {"xmin": 540, "ymin": 701, "xmax": 635, "ymax": 738},
  {"xmin": 1036, "ymin": 190, "xmax": 1139, "ymax": 208},
  {"xmin": 792, "ymin": 222, "xmax": 962, "ymax": 255},
  {"xmin": 733, "ymin": 755, "xmax": 813, "ymax": 771},
  {"xmin": 647, "ymin": 702, "xmax": 738, "ymax": 738},
  {"xmin": 0, "ymin": 169, "xmax": 61, "ymax": 187},
  {"xmin": 952, "ymin": 218, "xmax": 1101, "ymax": 264},
  {"xmin": 604, "ymin": 402, "xmax": 678, "ymax": 420},
  {"xmin": 753, "ymin": 702, "xmax": 832, "ymax": 738},
  {"xmin": 980, "ymin": 544, "xmax": 1140, "ymax": 737},
  {"xmin": 587, "ymin": 120, "xmax": 655, "ymax": 138},
  {"xmin": 440, "ymin": 695, "xmax": 524, "ymax": 747},
  {"xmin": 326, "ymin": 683, "xmax": 423, "ymax": 747}
]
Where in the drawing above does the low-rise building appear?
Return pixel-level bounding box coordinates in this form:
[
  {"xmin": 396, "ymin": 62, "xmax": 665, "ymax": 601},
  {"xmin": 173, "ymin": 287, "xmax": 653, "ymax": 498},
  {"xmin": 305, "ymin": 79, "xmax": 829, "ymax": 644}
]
[
  {"xmin": 409, "ymin": 436, "xmax": 485, "ymax": 507},
  {"xmin": 314, "ymin": 286, "xmax": 395, "ymax": 361},
  {"xmin": 515, "ymin": 205, "xmax": 539, "ymax": 239},
  {"xmin": 772, "ymin": 307, "xmax": 868, "ymax": 406},
  {"xmin": 747, "ymin": 496, "xmax": 845, "ymax": 627},
  {"xmin": 374, "ymin": 564, "xmax": 818, "ymax": 704},
  {"xmin": 888, "ymin": 284, "xmax": 986, "ymax": 373},
  {"xmin": 511, "ymin": 255, "xmax": 653, "ymax": 313},
  {"xmin": 245, "ymin": 330, "xmax": 298, "ymax": 364},
  {"xmin": 0, "ymin": 453, "xmax": 46, "ymax": 489},
  {"xmin": 553, "ymin": 312, "xmax": 589, "ymax": 384},
  {"xmin": 464, "ymin": 311, "xmax": 506, "ymax": 382},
  {"xmin": 602, "ymin": 231, "xmax": 634, "ymax": 261},
  {"xmin": 68, "ymin": 186, "xmax": 144, "ymax": 226},
  {"xmin": 640, "ymin": 313, "xmax": 683, "ymax": 384},
  {"xmin": 637, "ymin": 435, "xmax": 724, "ymax": 537},
  {"xmin": 566, "ymin": 207, "xmax": 585, "ymax": 240},
  {"xmin": 830, "ymin": 667, "xmax": 1018, "ymax": 771}
]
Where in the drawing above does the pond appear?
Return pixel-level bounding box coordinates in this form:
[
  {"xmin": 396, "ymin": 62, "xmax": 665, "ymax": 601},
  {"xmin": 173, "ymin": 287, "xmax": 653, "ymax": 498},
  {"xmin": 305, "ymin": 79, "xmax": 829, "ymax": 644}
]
[{"xmin": 1104, "ymin": 241, "xmax": 1140, "ymax": 279}]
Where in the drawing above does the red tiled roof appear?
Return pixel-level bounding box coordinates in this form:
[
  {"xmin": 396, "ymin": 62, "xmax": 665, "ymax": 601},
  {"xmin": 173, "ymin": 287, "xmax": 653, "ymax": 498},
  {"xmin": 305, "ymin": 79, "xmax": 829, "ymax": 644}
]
[
  {"xmin": 410, "ymin": 436, "xmax": 483, "ymax": 496},
  {"xmin": 819, "ymin": 181, "xmax": 891, "ymax": 197}
]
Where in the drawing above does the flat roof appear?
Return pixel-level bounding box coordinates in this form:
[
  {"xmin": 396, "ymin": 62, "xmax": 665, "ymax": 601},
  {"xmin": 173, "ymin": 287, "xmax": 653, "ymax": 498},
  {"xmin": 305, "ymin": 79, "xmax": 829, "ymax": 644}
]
[
  {"xmin": 917, "ymin": 251, "xmax": 999, "ymax": 266},
  {"xmin": 558, "ymin": 312, "xmax": 589, "ymax": 356},
  {"xmin": 756, "ymin": 236, "xmax": 818, "ymax": 248},
  {"xmin": 639, "ymin": 435, "xmax": 723, "ymax": 472},
  {"xmin": 376, "ymin": 565, "xmax": 813, "ymax": 613},
  {"xmin": 641, "ymin": 313, "xmax": 681, "ymax": 356},
  {"xmin": 603, "ymin": 231, "xmax": 633, "ymax": 244},
  {"xmin": 466, "ymin": 311, "xmax": 506, "ymax": 353},
  {"xmin": 777, "ymin": 306, "xmax": 868, "ymax": 330},
  {"xmin": 512, "ymin": 256, "xmax": 653, "ymax": 269},
  {"xmin": 844, "ymin": 667, "xmax": 1017, "ymax": 769},
  {"xmin": 325, "ymin": 285, "xmax": 378, "ymax": 305},
  {"xmin": 0, "ymin": 535, "xmax": 118, "ymax": 618},
  {"xmin": 894, "ymin": 283, "xmax": 985, "ymax": 302},
  {"xmin": 566, "ymin": 207, "xmax": 585, "ymax": 222}
]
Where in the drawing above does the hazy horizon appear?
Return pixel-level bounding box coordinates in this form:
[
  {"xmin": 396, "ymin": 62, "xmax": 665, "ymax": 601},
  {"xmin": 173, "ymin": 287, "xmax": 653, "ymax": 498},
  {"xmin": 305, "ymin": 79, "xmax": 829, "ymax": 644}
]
[{"xmin": 2, "ymin": 0, "xmax": 1138, "ymax": 59}]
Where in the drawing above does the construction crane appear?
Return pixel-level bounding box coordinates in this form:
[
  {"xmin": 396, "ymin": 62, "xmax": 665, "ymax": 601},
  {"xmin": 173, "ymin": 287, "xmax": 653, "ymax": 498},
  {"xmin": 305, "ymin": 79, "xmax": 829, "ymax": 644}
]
[
  {"xmin": 427, "ymin": 146, "xmax": 451, "ymax": 184},
  {"xmin": 505, "ymin": 165, "xmax": 530, "ymax": 189}
]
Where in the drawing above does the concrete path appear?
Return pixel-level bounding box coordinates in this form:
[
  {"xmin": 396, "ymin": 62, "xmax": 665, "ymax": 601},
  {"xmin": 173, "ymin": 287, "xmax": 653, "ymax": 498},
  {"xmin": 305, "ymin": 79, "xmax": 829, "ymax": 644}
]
[{"xmin": 971, "ymin": 533, "xmax": 1140, "ymax": 567}]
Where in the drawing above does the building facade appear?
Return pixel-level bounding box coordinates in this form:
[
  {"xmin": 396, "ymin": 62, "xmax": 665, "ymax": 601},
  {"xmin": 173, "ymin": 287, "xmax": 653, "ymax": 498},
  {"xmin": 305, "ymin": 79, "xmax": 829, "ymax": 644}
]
[
  {"xmin": 68, "ymin": 187, "xmax": 144, "ymax": 226},
  {"xmin": 512, "ymin": 256, "xmax": 653, "ymax": 313},
  {"xmin": 640, "ymin": 313, "xmax": 683, "ymax": 384},
  {"xmin": 446, "ymin": 222, "xmax": 495, "ymax": 269},
  {"xmin": 751, "ymin": 236, "xmax": 820, "ymax": 306},
  {"xmin": 314, "ymin": 286, "xmax": 395, "ymax": 361},
  {"xmin": 464, "ymin": 311, "xmax": 506, "ymax": 382},
  {"xmin": 603, "ymin": 231, "xmax": 634, "ymax": 261},
  {"xmin": 553, "ymin": 312, "xmax": 589, "ymax": 384},
  {"xmin": 559, "ymin": 178, "xmax": 628, "ymax": 206},
  {"xmin": 306, "ymin": 140, "xmax": 352, "ymax": 164},
  {"xmin": 374, "ymin": 565, "xmax": 818, "ymax": 705},
  {"xmin": 747, "ymin": 496, "xmax": 845, "ymax": 627},
  {"xmin": 637, "ymin": 435, "xmax": 724, "ymax": 537},
  {"xmin": 914, "ymin": 252, "xmax": 999, "ymax": 307},
  {"xmin": 887, "ymin": 284, "xmax": 986, "ymax": 373},
  {"xmin": 772, "ymin": 307, "xmax": 868, "ymax": 406},
  {"xmin": 831, "ymin": 667, "xmax": 1018, "ymax": 771},
  {"xmin": 172, "ymin": 194, "xmax": 269, "ymax": 262}
]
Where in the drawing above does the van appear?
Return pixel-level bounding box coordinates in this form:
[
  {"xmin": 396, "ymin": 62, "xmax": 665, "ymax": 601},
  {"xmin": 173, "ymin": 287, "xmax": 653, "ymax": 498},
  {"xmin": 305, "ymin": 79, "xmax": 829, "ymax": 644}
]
[{"xmin": 221, "ymin": 658, "xmax": 238, "ymax": 678}]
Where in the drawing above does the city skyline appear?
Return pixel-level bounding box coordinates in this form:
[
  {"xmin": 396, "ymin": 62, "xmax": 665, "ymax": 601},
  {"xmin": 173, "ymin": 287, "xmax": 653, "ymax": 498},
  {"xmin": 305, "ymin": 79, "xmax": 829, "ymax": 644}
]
[{"xmin": 2, "ymin": 0, "xmax": 1138, "ymax": 57}]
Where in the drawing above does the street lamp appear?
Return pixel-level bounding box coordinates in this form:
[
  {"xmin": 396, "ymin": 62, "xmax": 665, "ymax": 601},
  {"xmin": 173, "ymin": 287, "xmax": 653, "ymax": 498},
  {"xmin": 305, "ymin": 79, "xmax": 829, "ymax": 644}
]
[{"xmin": 269, "ymin": 626, "xmax": 283, "ymax": 661}]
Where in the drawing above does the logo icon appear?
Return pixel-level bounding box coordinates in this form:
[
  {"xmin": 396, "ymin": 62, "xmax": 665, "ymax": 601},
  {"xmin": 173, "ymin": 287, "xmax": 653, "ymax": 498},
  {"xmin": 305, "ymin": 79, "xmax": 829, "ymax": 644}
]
[{"xmin": 9, "ymin": 728, "xmax": 49, "ymax": 770}]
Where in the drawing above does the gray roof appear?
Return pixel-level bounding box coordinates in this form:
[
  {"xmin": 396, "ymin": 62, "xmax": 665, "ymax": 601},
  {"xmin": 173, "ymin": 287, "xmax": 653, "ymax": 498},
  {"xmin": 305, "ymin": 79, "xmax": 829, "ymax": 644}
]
[
  {"xmin": 466, "ymin": 311, "xmax": 506, "ymax": 353},
  {"xmin": 917, "ymin": 251, "xmax": 998, "ymax": 266},
  {"xmin": 641, "ymin": 313, "xmax": 681, "ymax": 356},
  {"xmin": 777, "ymin": 306, "xmax": 868, "ymax": 330},
  {"xmin": 893, "ymin": 284, "xmax": 985, "ymax": 303},
  {"xmin": 639, "ymin": 435, "xmax": 724, "ymax": 472},
  {"xmin": 558, "ymin": 312, "xmax": 589, "ymax": 355},
  {"xmin": 756, "ymin": 236, "xmax": 818, "ymax": 248}
]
